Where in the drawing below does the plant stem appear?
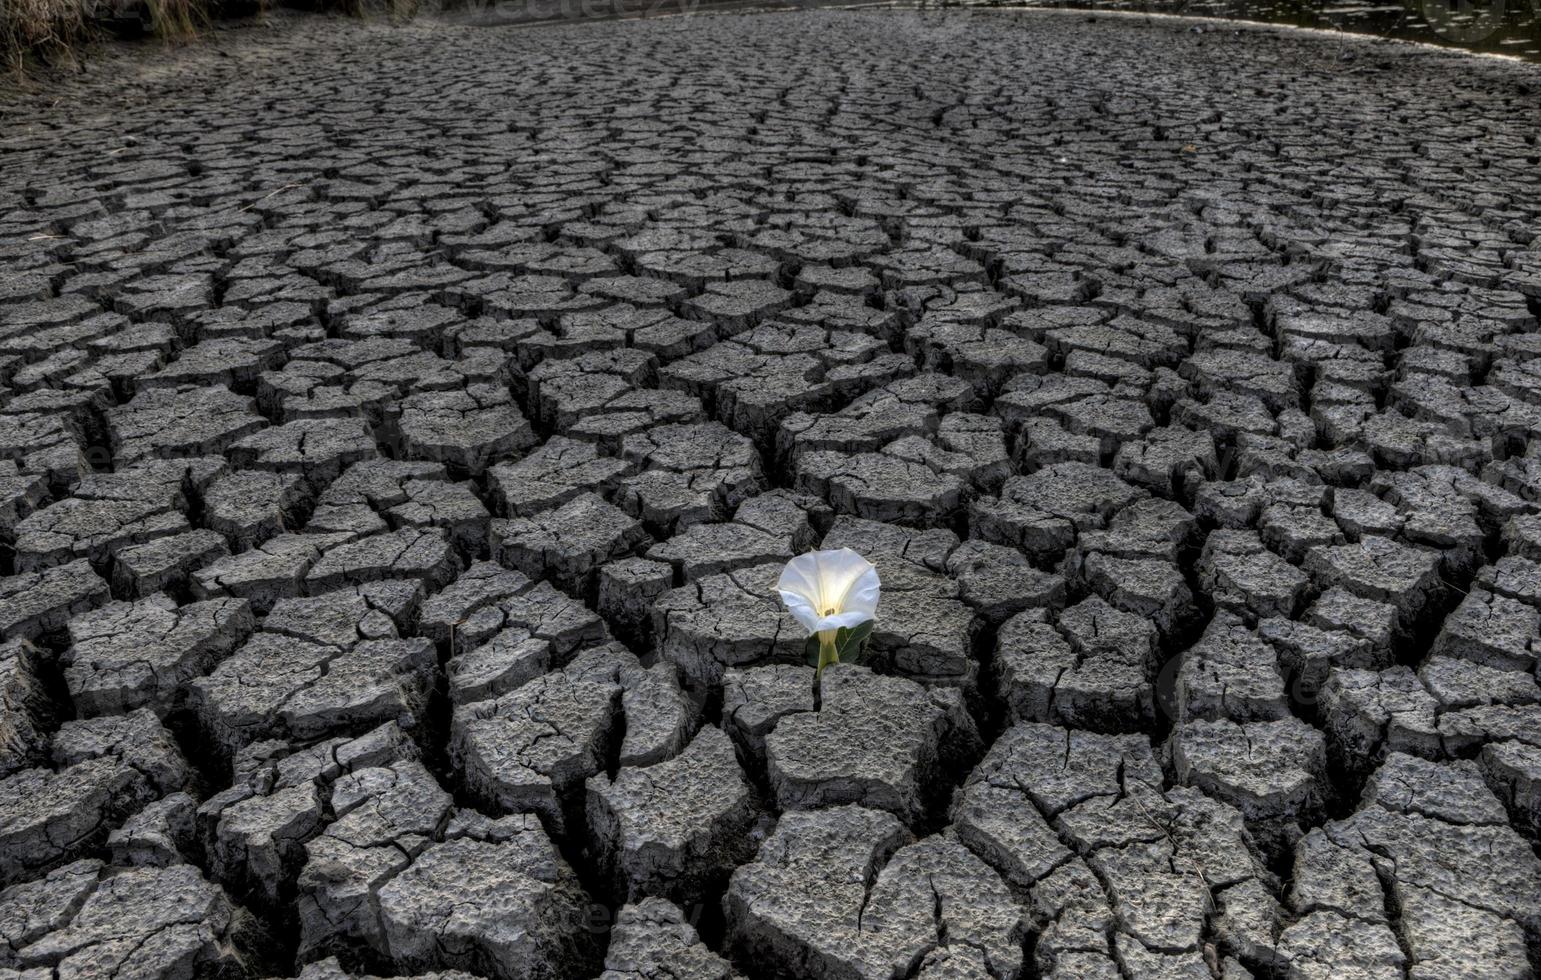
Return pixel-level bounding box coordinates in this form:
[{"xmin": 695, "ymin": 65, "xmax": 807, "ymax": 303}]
[{"xmin": 814, "ymin": 629, "xmax": 839, "ymax": 681}]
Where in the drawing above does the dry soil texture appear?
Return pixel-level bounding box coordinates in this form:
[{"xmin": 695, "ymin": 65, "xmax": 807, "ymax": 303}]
[{"xmin": 2, "ymin": 9, "xmax": 1541, "ymax": 980}]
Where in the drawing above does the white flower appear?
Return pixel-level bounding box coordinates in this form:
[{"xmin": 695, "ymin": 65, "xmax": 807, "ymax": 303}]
[{"xmin": 776, "ymin": 548, "xmax": 881, "ymax": 636}]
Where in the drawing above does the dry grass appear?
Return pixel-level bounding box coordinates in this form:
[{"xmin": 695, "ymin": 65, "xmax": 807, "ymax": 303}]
[
  {"xmin": 4, "ymin": 0, "xmax": 415, "ymax": 80},
  {"xmin": 1, "ymin": 0, "xmax": 90, "ymax": 77},
  {"xmin": 144, "ymin": 0, "xmax": 208, "ymax": 40}
]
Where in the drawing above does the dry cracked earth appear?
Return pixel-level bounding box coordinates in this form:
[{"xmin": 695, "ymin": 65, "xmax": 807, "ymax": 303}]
[{"xmin": 2, "ymin": 9, "xmax": 1541, "ymax": 980}]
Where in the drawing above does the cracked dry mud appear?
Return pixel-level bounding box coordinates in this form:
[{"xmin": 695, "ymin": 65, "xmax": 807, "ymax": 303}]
[{"xmin": 2, "ymin": 6, "xmax": 1541, "ymax": 980}]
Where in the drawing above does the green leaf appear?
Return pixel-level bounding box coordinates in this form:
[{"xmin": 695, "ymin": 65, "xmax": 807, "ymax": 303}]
[
  {"xmin": 802, "ymin": 622, "xmax": 875, "ymax": 669},
  {"xmin": 803, "ymin": 634, "xmax": 822, "ymax": 668},
  {"xmin": 834, "ymin": 621, "xmax": 874, "ymax": 664}
]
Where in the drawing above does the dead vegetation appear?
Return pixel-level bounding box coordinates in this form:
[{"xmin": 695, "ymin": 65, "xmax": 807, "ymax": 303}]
[
  {"xmin": 1, "ymin": 0, "xmax": 90, "ymax": 76},
  {"xmin": 143, "ymin": 0, "xmax": 209, "ymax": 40},
  {"xmin": 2, "ymin": 0, "xmax": 416, "ymax": 82}
]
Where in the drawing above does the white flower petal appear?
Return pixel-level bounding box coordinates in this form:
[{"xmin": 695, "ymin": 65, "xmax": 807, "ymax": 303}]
[
  {"xmin": 815, "ymin": 609, "xmax": 873, "ymax": 633},
  {"xmin": 814, "ymin": 548, "xmax": 874, "ymax": 605},
  {"xmin": 777, "ymin": 552, "xmax": 825, "ymax": 607},
  {"xmin": 776, "ymin": 587, "xmax": 822, "ymax": 634},
  {"xmin": 775, "ymin": 548, "xmax": 881, "ymax": 636},
  {"xmin": 841, "ymin": 563, "xmax": 881, "ymax": 619}
]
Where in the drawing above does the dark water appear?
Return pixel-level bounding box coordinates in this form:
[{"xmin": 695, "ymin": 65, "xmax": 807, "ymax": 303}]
[{"xmin": 992, "ymin": 0, "xmax": 1541, "ymax": 61}]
